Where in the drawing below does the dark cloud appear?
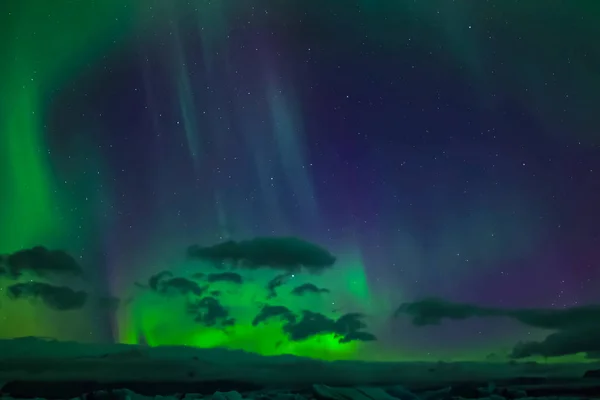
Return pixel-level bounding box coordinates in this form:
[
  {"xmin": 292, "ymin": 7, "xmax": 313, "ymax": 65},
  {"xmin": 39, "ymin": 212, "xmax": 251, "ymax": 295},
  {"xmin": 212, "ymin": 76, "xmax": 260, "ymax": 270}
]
[
  {"xmin": 190, "ymin": 272, "xmax": 205, "ymax": 280},
  {"xmin": 266, "ymin": 273, "xmax": 291, "ymax": 299},
  {"xmin": 162, "ymin": 277, "xmax": 207, "ymax": 296},
  {"xmin": 251, "ymin": 306, "xmax": 376, "ymax": 344},
  {"xmin": 394, "ymin": 297, "xmax": 600, "ymax": 359},
  {"xmin": 0, "ymin": 246, "xmax": 82, "ymax": 279},
  {"xmin": 141, "ymin": 272, "xmax": 207, "ymax": 296},
  {"xmin": 283, "ymin": 310, "xmax": 334, "ymax": 341},
  {"xmin": 510, "ymin": 328, "xmax": 600, "ymax": 359},
  {"xmin": 339, "ymin": 331, "xmax": 377, "ymax": 343},
  {"xmin": 393, "ymin": 297, "xmax": 502, "ymax": 325},
  {"xmin": 7, "ymin": 282, "xmax": 87, "ymax": 310},
  {"xmin": 187, "ymin": 296, "xmax": 235, "ymax": 327},
  {"xmin": 145, "ymin": 271, "xmax": 231, "ymax": 325},
  {"xmin": 291, "ymin": 283, "xmax": 330, "ymax": 296},
  {"xmin": 282, "ymin": 310, "xmax": 376, "ymax": 343},
  {"xmin": 148, "ymin": 270, "xmax": 173, "ymax": 291},
  {"xmin": 206, "ymin": 272, "xmax": 243, "ymax": 284},
  {"xmin": 187, "ymin": 236, "xmax": 336, "ymax": 273},
  {"xmin": 252, "ymin": 305, "xmax": 297, "ymax": 326},
  {"xmin": 335, "ymin": 312, "xmax": 369, "ymax": 332},
  {"xmin": 509, "ymin": 305, "xmax": 600, "ymax": 330},
  {"xmin": 394, "ymin": 297, "xmax": 600, "ymax": 330}
]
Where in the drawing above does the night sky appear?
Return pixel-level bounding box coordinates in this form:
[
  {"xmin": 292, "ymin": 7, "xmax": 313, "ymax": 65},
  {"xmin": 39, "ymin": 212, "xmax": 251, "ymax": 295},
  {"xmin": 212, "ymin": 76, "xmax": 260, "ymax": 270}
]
[{"xmin": 1, "ymin": 0, "xmax": 599, "ymax": 362}]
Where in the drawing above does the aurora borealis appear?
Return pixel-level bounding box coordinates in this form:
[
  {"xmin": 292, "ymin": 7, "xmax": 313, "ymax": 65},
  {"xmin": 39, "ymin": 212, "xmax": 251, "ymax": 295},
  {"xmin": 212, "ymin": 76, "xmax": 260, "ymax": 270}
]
[{"xmin": 1, "ymin": 0, "xmax": 599, "ymax": 363}]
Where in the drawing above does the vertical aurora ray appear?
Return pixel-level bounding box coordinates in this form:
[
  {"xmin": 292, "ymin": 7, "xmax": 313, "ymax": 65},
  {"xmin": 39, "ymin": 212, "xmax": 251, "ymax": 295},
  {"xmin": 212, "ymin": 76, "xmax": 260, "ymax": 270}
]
[
  {"xmin": 171, "ymin": 18, "xmax": 203, "ymax": 169},
  {"xmin": 177, "ymin": 70, "xmax": 202, "ymax": 166},
  {"xmin": 266, "ymin": 77, "xmax": 321, "ymax": 230},
  {"xmin": 0, "ymin": 77, "xmax": 59, "ymax": 252},
  {"xmin": 231, "ymin": 91, "xmax": 289, "ymax": 234},
  {"xmin": 191, "ymin": 6, "xmax": 244, "ymax": 242},
  {"xmin": 168, "ymin": 4, "xmax": 242, "ymax": 243}
]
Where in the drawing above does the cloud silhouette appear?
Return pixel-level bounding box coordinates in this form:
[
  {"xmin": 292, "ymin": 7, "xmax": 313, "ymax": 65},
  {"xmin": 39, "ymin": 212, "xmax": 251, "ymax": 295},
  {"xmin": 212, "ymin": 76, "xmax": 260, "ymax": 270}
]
[
  {"xmin": 266, "ymin": 273, "xmax": 291, "ymax": 299},
  {"xmin": 511, "ymin": 328, "xmax": 600, "ymax": 359},
  {"xmin": 0, "ymin": 246, "xmax": 83, "ymax": 279},
  {"xmin": 291, "ymin": 283, "xmax": 330, "ymax": 296},
  {"xmin": 394, "ymin": 297, "xmax": 600, "ymax": 359},
  {"xmin": 187, "ymin": 296, "xmax": 235, "ymax": 327},
  {"xmin": 252, "ymin": 305, "xmax": 297, "ymax": 326},
  {"xmin": 7, "ymin": 282, "xmax": 87, "ymax": 310},
  {"xmin": 393, "ymin": 297, "xmax": 502, "ymax": 325},
  {"xmin": 187, "ymin": 236, "xmax": 336, "ymax": 273},
  {"xmin": 141, "ymin": 270, "xmax": 234, "ymax": 328},
  {"xmin": 394, "ymin": 297, "xmax": 600, "ymax": 330},
  {"xmin": 283, "ymin": 310, "xmax": 376, "ymax": 343},
  {"xmin": 148, "ymin": 270, "xmax": 173, "ymax": 291},
  {"xmin": 162, "ymin": 277, "xmax": 207, "ymax": 296},
  {"xmin": 339, "ymin": 331, "xmax": 377, "ymax": 343},
  {"xmin": 252, "ymin": 305, "xmax": 376, "ymax": 344}
]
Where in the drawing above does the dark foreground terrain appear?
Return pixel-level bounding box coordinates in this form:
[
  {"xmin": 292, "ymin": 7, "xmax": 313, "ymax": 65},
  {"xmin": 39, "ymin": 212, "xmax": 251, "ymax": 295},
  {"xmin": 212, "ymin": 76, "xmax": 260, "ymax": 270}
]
[{"xmin": 1, "ymin": 338, "xmax": 599, "ymax": 400}]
